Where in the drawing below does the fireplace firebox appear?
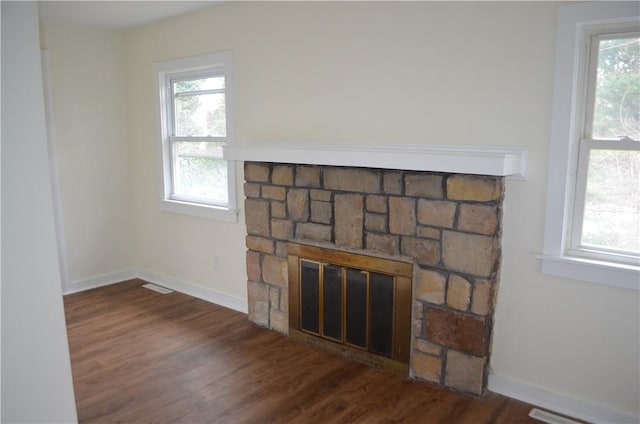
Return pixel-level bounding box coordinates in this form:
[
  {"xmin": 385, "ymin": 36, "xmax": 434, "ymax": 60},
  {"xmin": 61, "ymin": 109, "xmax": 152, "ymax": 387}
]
[{"xmin": 288, "ymin": 243, "xmax": 412, "ymax": 375}]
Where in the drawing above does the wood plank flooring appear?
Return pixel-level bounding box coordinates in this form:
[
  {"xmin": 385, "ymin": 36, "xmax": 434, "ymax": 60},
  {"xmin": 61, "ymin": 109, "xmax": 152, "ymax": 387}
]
[{"xmin": 64, "ymin": 279, "xmax": 539, "ymax": 423}]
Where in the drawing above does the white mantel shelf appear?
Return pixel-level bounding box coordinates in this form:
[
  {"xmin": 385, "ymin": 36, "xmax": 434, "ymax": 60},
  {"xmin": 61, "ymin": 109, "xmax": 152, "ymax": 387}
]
[{"xmin": 223, "ymin": 143, "xmax": 527, "ymax": 178}]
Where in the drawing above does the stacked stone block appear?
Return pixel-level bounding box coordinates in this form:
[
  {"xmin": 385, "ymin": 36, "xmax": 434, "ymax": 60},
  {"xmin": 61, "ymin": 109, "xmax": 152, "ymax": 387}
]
[{"xmin": 243, "ymin": 162, "xmax": 503, "ymax": 395}]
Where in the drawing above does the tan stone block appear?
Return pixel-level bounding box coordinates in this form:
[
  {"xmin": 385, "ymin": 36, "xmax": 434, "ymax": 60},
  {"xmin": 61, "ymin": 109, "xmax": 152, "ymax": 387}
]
[
  {"xmin": 245, "ymin": 199, "xmax": 270, "ymax": 237},
  {"xmin": 247, "ymin": 280, "xmax": 269, "ymax": 327},
  {"xmin": 471, "ymin": 279, "xmax": 494, "ymax": 316},
  {"xmin": 275, "ymin": 241, "xmax": 288, "ymax": 258},
  {"xmin": 295, "ymin": 223, "xmax": 332, "ymax": 242},
  {"xmin": 246, "ymin": 236, "xmax": 274, "ymax": 254},
  {"xmin": 445, "ymin": 350, "xmax": 486, "ymax": 395},
  {"xmin": 324, "ymin": 167, "xmax": 380, "ymax": 193},
  {"xmin": 244, "ymin": 183, "xmax": 261, "ymax": 198},
  {"xmin": 269, "ymin": 286, "xmax": 280, "ymax": 309},
  {"xmin": 389, "ymin": 197, "xmax": 416, "ymax": 236},
  {"xmin": 262, "ymin": 255, "xmax": 288, "ymax": 288},
  {"xmin": 413, "ymin": 319, "xmax": 423, "ymax": 338},
  {"xmin": 457, "ymin": 204, "xmax": 498, "ymax": 235},
  {"xmin": 287, "ymin": 189, "xmax": 309, "ymax": 221},
  {"xmin": 311, "ymin": 200, "xmax": 332, "ymax": 224},
  {"xmin": 272, "ymin": 165, "xmax": 293, "ymax": 186},
  {"xmin": 365, "ymin": 213, "xmax": 387, "ymax": 232},
  {"xmin": 447, "ymin": 274, "xmax": 471, "ymax": 311},
  {"xmin": 244, "ymin": 162, "xmax": 270, "ymax": 182},
  {"xmin": 262, "ymin": 185, "xmax": 286, "ymax": 201},
  {"xmin": 413, "ymin": 300, "xmax": 424, "ymax": 320},
  {"xmin": 310, "ymin": 189, "xmax": 331, "ymax": 201},
  {"xmin": 442, "ymin": 231, "xmax": 499, "ymax": 278},
  {"xmin": 271, "ymin": 201, "xmax": 286, "ymax": 219},
  {"xmin": 412, "ymin": 351, "xmax": 442, "ymax": 383},
  {"xmin": 401, "ymin": 237, "xmax": 440, "ymax": 267},
  {"xmin": 417, "ymin": 199, "xmax": 456, "ymax": 228},
  {"xmin": 415, "ymin": 268, "xmax": 446, "ymax": 304},
  {"xmin": 365, "ymin": 233, "xmax": 399, "ymax": 256},
  {"xmin": 271, "ymin": 219, "xmax": 294, "ymax": 240},
  {"xmin": 270, "ymin": 308, "xmax": 289, "ymax": 334},
  {"xmin": 417, "ymin": 226, "xmax": 440, "ymax": 240},
  {"xmin": 425, "ymin": 307, "xmax": 487, "ymax": 356},
  {"xmin": 280, "ymin": 288, "xmax": 289, "ymax": 313},
  {"xmin": 366, "ymin": 195, "xmax": 387, "ymax": 213},
  {"xmin": 295, "ymin": 165, "xmax": 321, "ymax": 188},
  {"xmin": 405, "ymin": 174, "xmax": 443, "ymax": 198},
  {"xmin": 335, "ymin": 194, "xmax": 364, "ymax": 249},
  {"xmin": 446, "ymin": 175, "xmax": 503, "ymax": 202},
  {"xmin": 246, "ymin": 250, "xmax": 261, "ymax": 282},
  {"xmin": 383, "ymin": 171, "xmax": 403, "ymax": 195},
  {"xmin": 414, "ymin": 339, "xmax": 442, "ymax": 356}
]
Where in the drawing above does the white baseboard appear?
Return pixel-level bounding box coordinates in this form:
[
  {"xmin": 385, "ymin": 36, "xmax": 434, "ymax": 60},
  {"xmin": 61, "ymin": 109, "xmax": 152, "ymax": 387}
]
[
  {"xmin": 62, "ymin": 268, "xmax": 248, "ymax": 314},
  {"xmin": 488, "ymin": 373, "xmax": 639, "ymax": 424},
  {"xmin": 135, "ymin": 269, "xmax": 248, "ymax": 314},
  {"xmin": 63, "ymin": 269, "xmax": 137, "ymax": 295}
]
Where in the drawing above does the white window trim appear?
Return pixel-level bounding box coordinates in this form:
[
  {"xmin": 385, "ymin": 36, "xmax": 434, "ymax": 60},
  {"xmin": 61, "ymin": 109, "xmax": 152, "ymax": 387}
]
[
  {"xmin": 154, "ymin": 51, "xmax": 238, "ymax": 223},
  {"xmin": 539, "ymin": 2, "xmax": 639, "ymax": 290}
]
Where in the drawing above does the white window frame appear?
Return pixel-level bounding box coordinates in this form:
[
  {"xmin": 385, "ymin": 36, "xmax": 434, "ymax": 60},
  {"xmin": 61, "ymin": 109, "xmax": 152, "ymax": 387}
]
[
  {"xmin": 154, "ymin": 51, "xmax": 238, "ymax": 222},
  {"xmin": 539, "ymin": 2, "xmax": 640, "ymax": 290}
]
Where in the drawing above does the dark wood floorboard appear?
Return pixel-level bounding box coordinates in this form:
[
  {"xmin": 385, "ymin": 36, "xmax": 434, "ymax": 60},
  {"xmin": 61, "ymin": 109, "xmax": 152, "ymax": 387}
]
[{"xmin": 64, "ymin": 279, "xmax": 539, "ymax": 423}]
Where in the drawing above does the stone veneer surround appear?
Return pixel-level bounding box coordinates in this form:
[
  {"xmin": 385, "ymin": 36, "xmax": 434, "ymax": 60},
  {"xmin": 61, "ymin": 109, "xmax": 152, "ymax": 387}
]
[{"xmin": 243, "ymin": 162, "xmax": 504, "ymax": 395}]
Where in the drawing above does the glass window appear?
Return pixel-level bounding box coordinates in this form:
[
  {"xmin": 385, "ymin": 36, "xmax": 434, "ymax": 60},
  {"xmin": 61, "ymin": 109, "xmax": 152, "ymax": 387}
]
[
  {"xmin": 172, "ymin": 76, "xmax": 226, "ymax": 137},
  {"xmin": 154, "ymin": 51, "xmax": 237, "ymax": 221},
  {"xmin": 581, "ymin": 148, "xmax": 639, "ymax": 253},
  {"xmin": 540, "ymin": 3, "xmax": 639, "ymax": 289},
  {"xmin": 172, "ymin": 141, "xmax": 228, "ymax": 204},
  {"xmin": 571, "ymin": 33, "xmax": 640, "ymax": 264},
  {"xmin": 590, "ymin": 37, "xmax": 639, "ymax": 140}
]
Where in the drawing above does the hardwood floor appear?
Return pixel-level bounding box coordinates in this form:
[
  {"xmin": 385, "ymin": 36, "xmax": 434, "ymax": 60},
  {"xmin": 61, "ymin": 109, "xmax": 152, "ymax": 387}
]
[{"xmin": 64, "ymin": 279, "xmax": 538, "ymax": 423}]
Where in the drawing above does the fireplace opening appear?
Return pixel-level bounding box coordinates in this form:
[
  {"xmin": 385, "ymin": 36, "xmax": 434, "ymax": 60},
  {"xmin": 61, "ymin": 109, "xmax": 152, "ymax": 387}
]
[{"xmin": 288, "ymin": 243, "xmax": 412, "ymax": 375}]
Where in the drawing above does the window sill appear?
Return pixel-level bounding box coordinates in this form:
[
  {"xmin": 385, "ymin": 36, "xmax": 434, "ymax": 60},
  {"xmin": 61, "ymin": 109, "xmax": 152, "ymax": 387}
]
[
  {"xmin": 536, "ymin": 254, "xmax": 639, "ymax": 291},
  {"xmin": 159, "ymin": 199, "xmax": 238, "ymax": 223}
]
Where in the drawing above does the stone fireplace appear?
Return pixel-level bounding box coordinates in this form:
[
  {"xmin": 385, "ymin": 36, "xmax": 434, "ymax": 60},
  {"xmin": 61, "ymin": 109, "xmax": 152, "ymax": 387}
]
[
  {"xmin": 224, "ymin": 142, "xmax": 525, "ymax": 396},
  {"xmin": 241, "ymin": 161, "xmax": 504, "ymax": 395}
]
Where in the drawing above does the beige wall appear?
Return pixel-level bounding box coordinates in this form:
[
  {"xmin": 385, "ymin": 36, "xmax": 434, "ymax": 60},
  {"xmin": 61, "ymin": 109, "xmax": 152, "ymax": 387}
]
[
  {"xmin": 40, "ymin": 25, "xmax": 133, "ymax": 286},
  {"xmin": 43, "ymin": 1, "xmax": 639, "ymax": 420},
  {"xmin": 1, "ymin": 2, "xmax": 77, "ymax": 421}
]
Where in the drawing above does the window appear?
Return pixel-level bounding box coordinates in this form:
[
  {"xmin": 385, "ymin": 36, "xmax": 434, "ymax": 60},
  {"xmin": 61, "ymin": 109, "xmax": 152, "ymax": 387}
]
[
  {"xmin": 154, "ymin": 51, "xmax": 237, "ymax": 222},
  {"xmin": 540, "ymin": 3, "xmax": 639, "ymax": 289},
  {"xmin": 571, "ymin": 30, "xmax": 639, "ymax": 264}
]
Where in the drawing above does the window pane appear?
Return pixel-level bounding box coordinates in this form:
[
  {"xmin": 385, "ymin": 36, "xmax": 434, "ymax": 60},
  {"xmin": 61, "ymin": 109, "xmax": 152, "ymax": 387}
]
[
  {"xmin": 175, "ymin": 92, "xmax": 226, "ymax": 137},
  {"xmin": 582, "ymin": 149, "xmax": 640, "ymax": 253},
  {"xmin": 592, "ymin": 37, "xmax": 640, "ymax": 140},
  {"xmin": 173, "ymin": 76, "xmax": 224, "ymax": 93},
  {"xmin": 172, "ymin": 142, "xmax": 227, "ymax": 203}
]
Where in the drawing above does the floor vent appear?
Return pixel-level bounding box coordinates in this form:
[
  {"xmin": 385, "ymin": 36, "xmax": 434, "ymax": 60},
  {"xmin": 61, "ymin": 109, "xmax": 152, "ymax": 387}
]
[
  {"xmin": 142, "ymin": 283, "xmax": 173, "ymax": 295},
  {"xmin": 529, "ymin": 408, "xmax": 581, "ymax": 424}
]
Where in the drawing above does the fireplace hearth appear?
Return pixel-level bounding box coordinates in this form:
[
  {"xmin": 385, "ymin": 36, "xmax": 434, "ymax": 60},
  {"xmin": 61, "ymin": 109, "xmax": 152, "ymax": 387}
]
[{"xmin": 242, "ymin": 161, "xmax": 504, "ymax": 395}]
